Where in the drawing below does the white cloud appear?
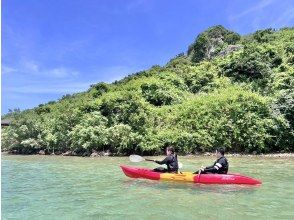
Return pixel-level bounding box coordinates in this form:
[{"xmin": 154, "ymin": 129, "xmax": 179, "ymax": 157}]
[
  {"xmin": 3, "ymin": 60, "xmax": 79, "ymax": 78},
  {"xmin": 4, "ymin": 81, "xmax": 95, "ymax": 94},
  {"xmin": 23, "ymin": 60, "xmax": 39, "ymax": 72},
  {"xmin": 100, "ymin": 65, "xmax": 142, "ymax": 82},
  {"xmin": 271, "ymin": 7, "xmax": 294, "ymax": 27},
  {"xmin": 2, "ymin": 65, "xmax": 17, "ymax": 74},
  {"xmin": 47, "ymin": 67, "xmax": 79, "ymax": 78},
  {"xmin": 2, "ymin": 62, "xmax": 143, "ymax": 96},
  {"xmin": 229, "ymin": 0, "xmax": 274, "ymax": 21},
  {"xmin": 227, "ymin": 0, "xmax": 294, "ymax": 32}
]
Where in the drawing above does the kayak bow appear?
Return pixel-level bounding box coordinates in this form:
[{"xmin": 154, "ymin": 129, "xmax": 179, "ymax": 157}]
[{"xmin": 120, "ymin": 165, "xmax": 261, "ymax": 185}]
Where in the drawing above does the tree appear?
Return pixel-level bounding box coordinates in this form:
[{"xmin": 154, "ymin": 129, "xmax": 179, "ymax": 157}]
[
  {"xmin": 107, "ymin": 124, "xmax": 142, "ymax": 154},
  {"xmin": 70, "ymin": 111, "xmax": 108, "ymax": 151}
]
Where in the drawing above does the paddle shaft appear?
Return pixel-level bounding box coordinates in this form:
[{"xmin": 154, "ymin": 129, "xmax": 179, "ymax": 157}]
[
  {"xmin": 146, "ymin": 158, "xmax": 183, "ymax": 169},
  {"xmin": 197, "ymin": 170, "xmax": 201, "ymax": 183},
  {"xmin": 129, "ymin": 155, "xmax": 183, "ymax": 169},
  {"xmin": 145, "ymin": 159, "xmax": 155, "ymax": 162}
]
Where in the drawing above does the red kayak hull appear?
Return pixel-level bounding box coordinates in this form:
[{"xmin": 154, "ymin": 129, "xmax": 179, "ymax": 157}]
[{"xmin": 120, "ymin": 165, "xmax": 262, "ymax": 185}]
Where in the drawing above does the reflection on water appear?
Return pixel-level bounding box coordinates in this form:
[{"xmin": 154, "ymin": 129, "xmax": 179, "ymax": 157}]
[{"xmin": 122, "ymin": 179, "xmax": 259, "ymax": 194}]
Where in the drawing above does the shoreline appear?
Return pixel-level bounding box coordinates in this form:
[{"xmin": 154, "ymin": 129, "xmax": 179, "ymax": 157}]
[
  {"xmin": 2, "ymin": 151, "xmax": 294, "ymax": 158},
  {"xmin": 183, "ymin": 153, "xmax": 294, "ymax": 158}
]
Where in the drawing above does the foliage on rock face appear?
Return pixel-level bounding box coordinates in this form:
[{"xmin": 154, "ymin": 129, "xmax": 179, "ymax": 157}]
[
  {"xmin": 2, "ymin": 26, "xmax": 294, "ymax": 155},
  {"xmin": 221, "ymin": 46, "xmax": 270, "ymax": 80},
  {"xmin": 188, "ymin": 25, "xmax": 241, "ymax": 63}
]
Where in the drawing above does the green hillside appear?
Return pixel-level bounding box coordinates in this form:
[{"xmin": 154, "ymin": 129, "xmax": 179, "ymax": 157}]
[{"xmin": 2, "ymin": 26, "xmax": 294, "ymax": 155}]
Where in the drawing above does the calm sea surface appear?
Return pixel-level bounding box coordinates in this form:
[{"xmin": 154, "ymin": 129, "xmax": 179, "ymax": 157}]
[{"xmin": 2, "ymin": 155, "xmax": 294, "ymax": 220}]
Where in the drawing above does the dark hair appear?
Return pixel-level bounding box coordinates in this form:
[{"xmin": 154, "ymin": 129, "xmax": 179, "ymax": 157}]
[
  {"xmin": 217, "ymin": 147, "xmax": 225, "ymax": 156},
  {"xmin": 166, "ymin": 146, "xmax": 175, "ymax": 154}
]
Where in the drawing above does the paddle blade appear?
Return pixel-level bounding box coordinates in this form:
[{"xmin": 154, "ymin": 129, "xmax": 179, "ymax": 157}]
[{"xmin": 129, "ymin": 155, "xmax": 145, "ymax": 162}]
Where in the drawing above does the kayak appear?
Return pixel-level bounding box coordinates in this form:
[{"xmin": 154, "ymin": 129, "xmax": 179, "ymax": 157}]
[{"xmin": 120, "ymin": 165, "xmax": 262, "ymax": 185}]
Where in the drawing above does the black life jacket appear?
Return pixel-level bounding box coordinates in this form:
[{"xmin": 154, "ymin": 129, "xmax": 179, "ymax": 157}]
[
  {"xmin": 167, "ymin": 154, "xmax": 178, "ymax": 172},
  {"xmin": 214, "ymin": 156, "xmax": 229, "ymax": 174}
]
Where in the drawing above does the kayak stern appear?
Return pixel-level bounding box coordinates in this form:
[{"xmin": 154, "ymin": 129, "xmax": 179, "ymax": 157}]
[{"xmin": 120, "ymin": 165, "xmax": 160, "ymax": 180}]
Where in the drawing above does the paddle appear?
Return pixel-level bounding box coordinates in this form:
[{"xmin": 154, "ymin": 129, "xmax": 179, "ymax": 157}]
[
  {"xmin": 197, "ymin": 170, "xmax": 201, "ymax": 183},
  {"xmin": 129, "ymin": 154, "xmax": 155, "ymax": 162},
  {"xmin": 129, "ymin": 155, "xmax": 183, "ymax": 169}
]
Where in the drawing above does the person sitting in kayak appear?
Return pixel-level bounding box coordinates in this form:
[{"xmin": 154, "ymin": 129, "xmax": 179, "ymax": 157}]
[
  {"xmin": 194, "ymin": 147, "xmax": 228, "ymax": 174},
  {"xmin": 153, "ymin": 146, "xmax": 178, "ymax": 173}
]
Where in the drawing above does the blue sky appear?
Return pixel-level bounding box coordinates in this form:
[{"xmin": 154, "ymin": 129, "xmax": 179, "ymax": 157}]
[{"xmin": 2, "ymin": 0, "xmax": 294, "ymax": 114}]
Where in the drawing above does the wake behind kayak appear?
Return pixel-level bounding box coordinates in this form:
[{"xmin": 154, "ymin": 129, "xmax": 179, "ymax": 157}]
[{"xmin": 120, "ymin": 165, "xmax": 262, "ymax": 185}]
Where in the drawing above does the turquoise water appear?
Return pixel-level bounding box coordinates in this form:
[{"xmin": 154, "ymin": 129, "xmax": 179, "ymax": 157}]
[{"xmin": 2, "ymin": 155, "xmax": 294, "ymax": 220}]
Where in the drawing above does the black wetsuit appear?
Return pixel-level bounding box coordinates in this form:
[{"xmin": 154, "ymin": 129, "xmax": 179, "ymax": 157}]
[
  {"xmin": 153, "ymin": 154, "xmax": 178, "ymax": 173},
  {"xmin": 195, "ymin": 156, "xmax": 229, "ymax": 174}
]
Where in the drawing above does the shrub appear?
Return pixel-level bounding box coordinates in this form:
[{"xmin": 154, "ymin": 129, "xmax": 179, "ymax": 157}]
[
  {"xmin": 141, "ymin": 83, "xmax": 181, "ymax": 106},
  {"xmin": 90, "ymin": 82, "xmax": 110, "ymax": 98},
  {"xmin": 221, "ymin": 46, "xmax": 272, "ymax": 80},
  {"xmin": 252, "ymin": 28, "xmax": 276, "ymax": 43},
  {"xmin": 70, "ymin": 111, "xmax": 108, "ymax": 151},
  {"xmin": 106, "ymin": 124, "xmax": 142, "ymax": 154},
  {"xmin": 175, "ymin": 87, "xmax": 274, "ymax": 153}
]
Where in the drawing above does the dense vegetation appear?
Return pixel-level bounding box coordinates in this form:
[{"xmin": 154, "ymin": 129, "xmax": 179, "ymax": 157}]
[{"xmin": 2, "ymin": 26, "xmax": 294, "ymax": 155}]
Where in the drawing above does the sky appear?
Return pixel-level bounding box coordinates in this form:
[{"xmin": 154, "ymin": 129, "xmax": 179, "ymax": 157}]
[{"xmin": 2, "ymin": 0, "xmax": 294, "ymax": 114}]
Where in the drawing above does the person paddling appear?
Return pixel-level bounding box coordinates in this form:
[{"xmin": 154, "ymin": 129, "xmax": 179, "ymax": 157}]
[
  {"xmin": 153, "ymin": 146, "xmax": 178, "ymax": 173},
  {"xmin": 194, "ymin": 147, "xmax": 229, "ymax": 174}
]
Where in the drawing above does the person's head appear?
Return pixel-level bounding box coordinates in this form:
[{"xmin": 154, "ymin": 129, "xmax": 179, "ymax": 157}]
[
  {"xmin": 166, "ymin": 146, "xmax": 175, "ymax": 156},
  {"xmin": 216, "ymin": 147, "xmax": 225, "ymax": 158}
]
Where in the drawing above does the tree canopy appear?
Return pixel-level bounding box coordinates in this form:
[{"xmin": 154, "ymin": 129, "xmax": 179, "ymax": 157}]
[{"xmin": 2, "ymin": 26, "xmax": 294, "ymax": 155}]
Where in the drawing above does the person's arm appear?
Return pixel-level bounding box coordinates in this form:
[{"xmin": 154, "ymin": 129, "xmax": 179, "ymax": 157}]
[
  {"xmin": 193, "ymin": 170, "xmax": 200, "ymax": 174},
  {"xmin": 205, "ymin": 164, "xmax": 214, "ymax": 169},
  {"xmin": 193, "ymin": 164, "xmax": 214, "ymax": 173},
  {"xmin": 203, "ymin": 160, "xmax": 224, "ymax": 173},
  {"xmin": 155, "ymin": 156, "xmax": 170, "ymax": 165}
]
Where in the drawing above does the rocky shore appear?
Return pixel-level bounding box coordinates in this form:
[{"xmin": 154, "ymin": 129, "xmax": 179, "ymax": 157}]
[
  {"xmin": 1, "ymin": 149, "xmax": 112, "ymax": 157},
  {"xmin": 183, "ymin": 152, "xmax": 294, "ymax": 158},
  {"xmin": 2, "ymin": 149, "xmax": 293, "ymax": 158}
]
